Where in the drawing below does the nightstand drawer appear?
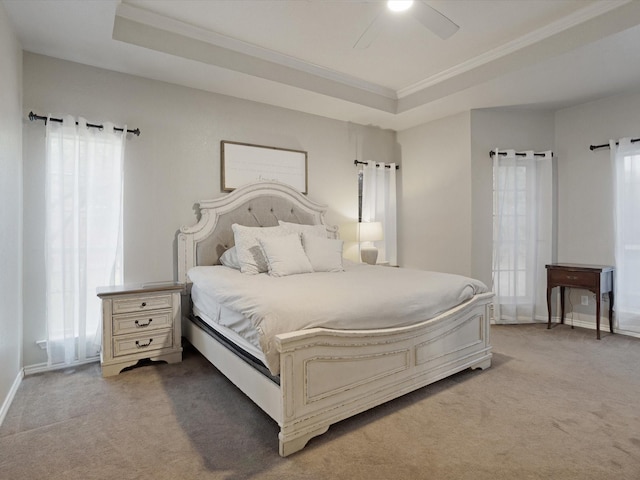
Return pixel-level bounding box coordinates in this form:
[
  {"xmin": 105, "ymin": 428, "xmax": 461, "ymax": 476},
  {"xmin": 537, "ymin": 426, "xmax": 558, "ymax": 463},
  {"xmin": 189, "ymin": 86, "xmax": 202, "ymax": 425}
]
[
  {"xmin": 112, "ymin": 293, "xmax": 173, "ymax": 315},
  {"xmin": 112, "ymin": 309, "xmax": 173, "ymax": 336},
  {"xmin": 112, "ymin": 329, "xmax": 173, "ymax": 357},
  {"xmin": 548, "ymin": 269, "xmax": 595, "ymax": 289}
]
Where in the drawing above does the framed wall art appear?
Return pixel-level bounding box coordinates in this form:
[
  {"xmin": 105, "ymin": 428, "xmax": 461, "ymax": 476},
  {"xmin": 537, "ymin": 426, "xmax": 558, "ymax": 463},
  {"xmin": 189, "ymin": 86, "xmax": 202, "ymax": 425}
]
[{"xmin": 221, "ymin": 141, "xmax": 308, "ymax": 193}]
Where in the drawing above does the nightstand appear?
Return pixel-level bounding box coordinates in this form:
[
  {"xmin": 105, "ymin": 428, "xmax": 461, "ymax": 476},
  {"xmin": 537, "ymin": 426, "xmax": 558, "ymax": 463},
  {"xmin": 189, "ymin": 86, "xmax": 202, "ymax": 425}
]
[{"xmin": 97, "ymin": 282, "xmax": 184, "ymax": 377}]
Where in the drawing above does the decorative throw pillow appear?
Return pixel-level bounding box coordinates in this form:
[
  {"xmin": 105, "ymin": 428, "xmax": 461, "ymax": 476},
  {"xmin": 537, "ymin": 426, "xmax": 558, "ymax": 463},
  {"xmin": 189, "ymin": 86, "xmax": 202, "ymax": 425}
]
[
  {"xmin": 232, "ymin": 224, "xmax": 288, "ymax": 274},
  {"xmin": 302, "ymin": 232, "xmax": 344, "ymax": 272},
  {"xmin": 278, "ymin": 220, "xmax": 327, "ymax": 238},
  {"xmin": 219, "ymin": 246, "xmax": 240, "ymax": 270},
  {"xmin": 258, "ymin": 234, "xmax": 313, "ymax": 277}
]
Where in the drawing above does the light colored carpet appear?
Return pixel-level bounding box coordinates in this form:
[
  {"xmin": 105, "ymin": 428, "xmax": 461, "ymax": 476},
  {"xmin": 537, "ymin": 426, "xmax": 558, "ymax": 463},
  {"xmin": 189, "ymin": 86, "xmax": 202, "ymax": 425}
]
[{"xmin": 2, "ymin": 324, "xmax": 640, "ymax": 480}]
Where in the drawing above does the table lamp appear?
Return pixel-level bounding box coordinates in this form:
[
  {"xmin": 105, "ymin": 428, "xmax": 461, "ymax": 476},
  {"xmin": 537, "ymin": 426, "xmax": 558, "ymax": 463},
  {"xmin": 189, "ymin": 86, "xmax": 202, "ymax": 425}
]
[{"xmin": 358, "ymin": 221, "xmax": 383, "ymax": 265}]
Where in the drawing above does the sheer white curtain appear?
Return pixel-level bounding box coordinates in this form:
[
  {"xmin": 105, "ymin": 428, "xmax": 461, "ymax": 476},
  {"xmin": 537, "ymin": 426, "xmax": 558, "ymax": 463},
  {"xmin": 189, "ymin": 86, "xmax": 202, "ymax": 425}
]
[
  {"xmin": 492, "ymin": 149, "xmax": 552, "ymax": 323},
  {"xmin": 45, "ymin": 115, "xmax": 125, "ymax": 366},
  {"xmin": 611, "ymin": 138, "xmax": 640, "ymax": 333},
  {"xmin": 361, "ymin": 161, "xmax": 397, "ymax": 265}
]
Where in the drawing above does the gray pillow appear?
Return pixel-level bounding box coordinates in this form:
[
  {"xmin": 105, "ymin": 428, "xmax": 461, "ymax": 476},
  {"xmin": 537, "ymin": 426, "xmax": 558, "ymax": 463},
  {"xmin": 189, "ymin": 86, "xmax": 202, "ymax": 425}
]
[{"xmin": 219, "ymin": 246, "xmax": 240, "ymax": 270}]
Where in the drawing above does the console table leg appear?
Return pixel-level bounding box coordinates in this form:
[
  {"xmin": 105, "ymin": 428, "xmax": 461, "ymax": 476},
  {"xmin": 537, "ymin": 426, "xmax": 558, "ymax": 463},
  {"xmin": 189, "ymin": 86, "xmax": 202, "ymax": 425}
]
[
  {"xmin": 609, "ymin": 291, "xmax": 614, "ymax": 333},
  {"xmin": 596, "ymin": 296, "xmax": 601, "ymax": 340},
  {"xmin": 547, "ymin": 287, "xmax": 552, "ymax": 329}
]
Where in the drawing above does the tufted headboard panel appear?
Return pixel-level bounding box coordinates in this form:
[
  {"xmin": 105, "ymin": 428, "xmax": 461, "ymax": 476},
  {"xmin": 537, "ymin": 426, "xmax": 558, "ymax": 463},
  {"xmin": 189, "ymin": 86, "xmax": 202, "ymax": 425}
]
[
  {"xmin": 178, "ymin": 181, "xmax": 337, "ymax": 283},
  {"xmin": 195, "ymin": 195, "xmax": 319, "ymax": 267}
]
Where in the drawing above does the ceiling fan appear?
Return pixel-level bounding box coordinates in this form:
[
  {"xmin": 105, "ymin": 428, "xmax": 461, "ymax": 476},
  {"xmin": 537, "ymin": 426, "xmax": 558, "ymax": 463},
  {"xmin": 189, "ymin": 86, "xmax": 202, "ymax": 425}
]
[{"xmin": 354, "ymin": 0, "xmax": 459, "ymax": 49}]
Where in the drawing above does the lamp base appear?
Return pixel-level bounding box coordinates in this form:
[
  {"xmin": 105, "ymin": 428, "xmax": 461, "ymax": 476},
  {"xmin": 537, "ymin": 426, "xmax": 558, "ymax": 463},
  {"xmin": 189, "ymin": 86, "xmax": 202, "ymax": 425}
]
[{"xmin": 361, "ymin": 245, "xmax": 378, "ymax": 265}]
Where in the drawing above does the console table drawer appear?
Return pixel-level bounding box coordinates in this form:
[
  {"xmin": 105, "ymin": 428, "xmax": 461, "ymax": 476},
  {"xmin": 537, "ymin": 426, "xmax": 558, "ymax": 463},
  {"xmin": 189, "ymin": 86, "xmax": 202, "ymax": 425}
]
[{"xmin": 548, "ymin": 269, "xmax": 595, "ymax": 289}]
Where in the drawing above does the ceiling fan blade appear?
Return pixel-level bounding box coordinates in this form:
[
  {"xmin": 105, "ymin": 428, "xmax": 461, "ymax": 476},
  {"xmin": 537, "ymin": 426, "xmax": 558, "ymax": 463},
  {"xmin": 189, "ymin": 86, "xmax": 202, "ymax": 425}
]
[
  {"xmin": 412, "ymin": 1, "xmax": 459, "ymax": 40},
  {"xmin": 353, "ymin": 10, "xmax": 384, "ymax": 49}
]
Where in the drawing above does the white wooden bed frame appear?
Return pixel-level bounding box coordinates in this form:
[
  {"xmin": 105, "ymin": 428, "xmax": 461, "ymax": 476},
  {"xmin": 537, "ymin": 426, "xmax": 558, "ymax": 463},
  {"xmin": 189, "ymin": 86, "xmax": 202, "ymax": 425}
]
[{"xmin": 177, "ymin": 181, "xmax": 493, "ymax": 456}]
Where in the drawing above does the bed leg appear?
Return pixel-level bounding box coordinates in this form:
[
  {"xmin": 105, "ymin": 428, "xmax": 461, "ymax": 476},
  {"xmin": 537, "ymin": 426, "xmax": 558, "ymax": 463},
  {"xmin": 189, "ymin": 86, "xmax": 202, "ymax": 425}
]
[
  {"xmin": 278, "ymin": 425, "xmax": 330, "ymax": 457},
  {"xmin": 471, "ymin": 357, "xmax": 492, "ymax": 371}
]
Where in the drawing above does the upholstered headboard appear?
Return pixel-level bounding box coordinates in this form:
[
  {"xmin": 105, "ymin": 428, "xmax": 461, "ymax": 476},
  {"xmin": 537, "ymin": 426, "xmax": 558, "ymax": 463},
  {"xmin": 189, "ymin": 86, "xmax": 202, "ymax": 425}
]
[{"xmin": 177, "ymin": 181, "xmax": 337, "ymax": 283}]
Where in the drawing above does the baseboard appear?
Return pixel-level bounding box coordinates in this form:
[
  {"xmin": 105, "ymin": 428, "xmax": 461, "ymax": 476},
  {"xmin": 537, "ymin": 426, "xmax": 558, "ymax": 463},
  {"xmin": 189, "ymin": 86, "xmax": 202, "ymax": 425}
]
[
  {"xmin": 492, "ymin": 316, "xmax": 548, "ymax": 325},
  {"xmin": 507, "ymin": 315, "xmax": 640, "ymax": 339},
  {"xmin": 560, "ymin": 317, "xmax": 603, "ymax": 332},
  {"xmin": 555, "ymin": 317, "xmax": 640, "ymax": 339},
  {"xmin": 0, "ymin": 369, "xmax": 24, "ymax": 428},
  {"xmin": 23, "ymin": 357, "xmax": 99, "ymax": 376}
]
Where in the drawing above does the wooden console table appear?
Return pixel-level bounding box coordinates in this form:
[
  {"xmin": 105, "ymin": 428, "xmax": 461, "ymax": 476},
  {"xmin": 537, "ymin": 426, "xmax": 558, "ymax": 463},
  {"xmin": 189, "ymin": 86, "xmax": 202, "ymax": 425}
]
[{"xmin": 545, "ymin": 263, "xmax": 614, "ymax": 339}]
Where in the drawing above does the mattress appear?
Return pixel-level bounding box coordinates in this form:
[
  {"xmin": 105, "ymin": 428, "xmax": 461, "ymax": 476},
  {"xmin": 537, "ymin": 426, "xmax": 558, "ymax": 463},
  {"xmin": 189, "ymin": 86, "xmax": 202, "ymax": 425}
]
[
  {"xmin": 191, "ymin": 299, "xmax": 266, "ymax": 364},
  {"xmin": 188, "ymin": 262, "xmax": 489, "ymax": 375}
]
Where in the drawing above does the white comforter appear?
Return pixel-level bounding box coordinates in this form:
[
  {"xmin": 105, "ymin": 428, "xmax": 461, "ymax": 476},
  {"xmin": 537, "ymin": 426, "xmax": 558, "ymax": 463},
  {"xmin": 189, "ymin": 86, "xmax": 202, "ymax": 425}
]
[{"xmin": 188, "ymin": 262, "xmax": 488, "ymax": 375}]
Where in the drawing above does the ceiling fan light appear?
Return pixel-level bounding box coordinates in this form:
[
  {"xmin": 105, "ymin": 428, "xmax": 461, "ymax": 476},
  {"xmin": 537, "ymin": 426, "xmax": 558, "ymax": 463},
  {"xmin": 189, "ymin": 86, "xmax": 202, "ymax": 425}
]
[{"xmin": 387, "ymin": 0, "xmax": 414, "ymax": 13}]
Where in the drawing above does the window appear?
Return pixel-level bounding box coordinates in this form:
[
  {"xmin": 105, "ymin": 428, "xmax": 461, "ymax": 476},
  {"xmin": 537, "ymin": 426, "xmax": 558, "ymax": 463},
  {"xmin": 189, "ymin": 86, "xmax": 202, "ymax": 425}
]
[
  {"xmin": 360, "ymin": 161, "xmax": 397, "ymax": 265},
  {"xmin": 612, "ymin": 140, "xmax": 640, "ymax": 332},
  {"xmin": 492, "ymin": 150, "xmax": 552, "ymax": 323},
  {"xmin": 493, "ymin": 161, "xmax": 535, "ymax": 301},
  {"xmin": 45, "ymin": 116, "xmax": 125, "ymax": 366}
]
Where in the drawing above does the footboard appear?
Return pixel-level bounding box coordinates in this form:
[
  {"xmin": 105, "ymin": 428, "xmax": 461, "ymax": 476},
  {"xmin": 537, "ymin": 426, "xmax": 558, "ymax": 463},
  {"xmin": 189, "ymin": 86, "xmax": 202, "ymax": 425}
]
[{"xmin": 274, "ymin": 292, "xmax": 493, "ymax": 456}]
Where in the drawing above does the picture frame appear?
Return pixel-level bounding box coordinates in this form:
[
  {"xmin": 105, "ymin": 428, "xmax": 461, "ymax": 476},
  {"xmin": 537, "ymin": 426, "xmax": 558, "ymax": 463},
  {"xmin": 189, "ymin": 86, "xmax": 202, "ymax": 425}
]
[{"xmin": 221, "ymin": 141, "xmax": 308, "ymax": 193}]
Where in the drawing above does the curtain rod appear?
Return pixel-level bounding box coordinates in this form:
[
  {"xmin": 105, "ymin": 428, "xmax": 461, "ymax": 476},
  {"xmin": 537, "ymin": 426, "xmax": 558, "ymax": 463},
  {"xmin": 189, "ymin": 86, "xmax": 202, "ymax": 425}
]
[
  {"xmin": 28, "ymin": 111, "xmax": 141, "ymax": 136},
  {"xmin": 354, "ymin": 159, "xmax": 400, "ymax": 169},
  {"xmin": 489, "ymin": 150, "xmax": 551, "ymax": 158},
  {"xmin": 590, "ymin": 137, "xmax": 640, "ymax": 151}
]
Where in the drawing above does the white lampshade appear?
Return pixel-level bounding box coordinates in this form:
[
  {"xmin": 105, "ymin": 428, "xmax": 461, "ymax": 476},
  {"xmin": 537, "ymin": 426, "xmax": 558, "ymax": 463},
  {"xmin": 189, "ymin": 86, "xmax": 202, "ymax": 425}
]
[{"xmin": 357, "ymin": 222, "xmax": 384, "ymax": 243}]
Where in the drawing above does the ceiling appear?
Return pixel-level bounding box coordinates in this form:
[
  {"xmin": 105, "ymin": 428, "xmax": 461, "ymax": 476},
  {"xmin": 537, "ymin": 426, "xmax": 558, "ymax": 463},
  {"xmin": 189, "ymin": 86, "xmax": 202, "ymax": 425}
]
[{"xmin": 4, "ymin": 0, "xmax": 640, "ymax": 131}]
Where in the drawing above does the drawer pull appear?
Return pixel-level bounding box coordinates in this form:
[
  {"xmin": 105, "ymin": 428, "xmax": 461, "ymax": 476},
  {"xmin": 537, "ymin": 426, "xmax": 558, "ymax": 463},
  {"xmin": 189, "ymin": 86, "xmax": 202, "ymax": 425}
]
[
  {"xmin": 566, "ymin": 275, "xmax": 578, "ymax": 280},
  {"xmin": 134, "ymin": 319, "xmax": 153, "ymax": 328},
  {"xmin": 141, "ymin": 302, "xmax": 147, "ymax": 308},
  {"xmin": 135, "ymin": 339, "xmax": 153, "ymax": 348}
]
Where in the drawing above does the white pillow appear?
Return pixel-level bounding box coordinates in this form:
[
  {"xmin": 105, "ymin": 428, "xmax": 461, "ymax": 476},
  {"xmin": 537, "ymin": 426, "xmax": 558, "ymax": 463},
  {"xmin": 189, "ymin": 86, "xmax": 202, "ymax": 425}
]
[
  {"xmin": 258, "ymin": 234, "xmax": 313, "ymax": 277},
  {"xmin": 302, "ymin": 232, "xmax": 344, "ymax": 272},
  {"xmin": 219, "ymin": 246, "xmax": 240, "ymax": 270},
  {"xmin": 232, "ymin": 224, "xmax": 288, "ymax": 274},
  {"xmin": 278, "ymin": 220, "xmax": 327, "ymax": 238}
]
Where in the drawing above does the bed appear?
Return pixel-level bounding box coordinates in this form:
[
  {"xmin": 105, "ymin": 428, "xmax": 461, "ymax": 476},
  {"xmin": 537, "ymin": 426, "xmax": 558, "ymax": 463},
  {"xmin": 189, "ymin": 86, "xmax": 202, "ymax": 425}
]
[{"xmin": 177, "ymin": 180, "xmax": 493, "ymax": 456}]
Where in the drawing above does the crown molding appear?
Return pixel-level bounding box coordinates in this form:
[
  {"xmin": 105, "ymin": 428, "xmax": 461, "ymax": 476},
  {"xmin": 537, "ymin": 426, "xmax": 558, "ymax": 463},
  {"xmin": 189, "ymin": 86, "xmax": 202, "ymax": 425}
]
[
  {"xmin": 113, "ymin": 0, "xmax": 638, "ymax": 117},
  {"xmin": 397, "ymin": 0, "xmax": 631, "ymax": 98},
  {"xmin": 115, "ymin": 3, "xmax": 397, "ymax": 101}
]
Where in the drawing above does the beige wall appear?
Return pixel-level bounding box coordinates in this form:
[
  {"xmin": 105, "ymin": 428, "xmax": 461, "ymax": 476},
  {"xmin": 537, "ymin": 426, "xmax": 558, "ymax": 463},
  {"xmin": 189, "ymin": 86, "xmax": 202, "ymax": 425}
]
[
  {"xmin": 554, "ymin": 92, "xmax": 640, "ymax": 329},
  {"xmin": 0, "ymin": 4, "xmax": 23, "ymax": 419},
  {"xmin": 21, "ymin": 53, "xmax": 397, "ymax": 366},
  {"xmin": 397, "ymin": 112, "xmax": 472, "ymax": 275},
  {"xmin": 555, "ymin": 92, "xmax": 640, "ymax": 265},
  {"xmin": 470, "ymin": 108, "xmax": 556, "ymax": 289},
  {"xmin": 397, "ymin": 108, "xmax": 556, "ymax": 289}
]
